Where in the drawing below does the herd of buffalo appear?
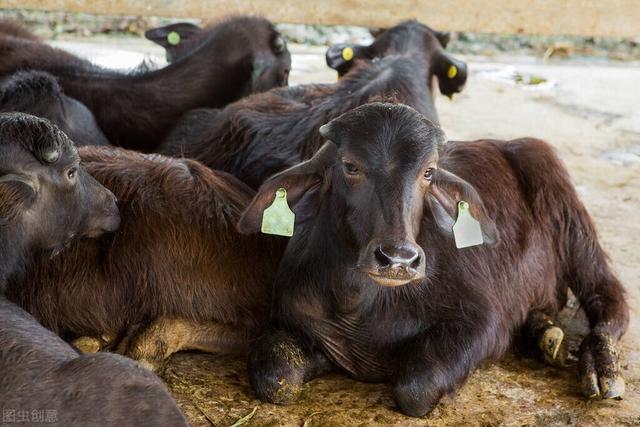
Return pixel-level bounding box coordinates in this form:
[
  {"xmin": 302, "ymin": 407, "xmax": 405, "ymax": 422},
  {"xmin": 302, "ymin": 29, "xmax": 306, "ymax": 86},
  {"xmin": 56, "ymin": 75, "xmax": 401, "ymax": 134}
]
[{"xmin": 0, "ymin": 14, "xmax": 629, "ymax": 425}]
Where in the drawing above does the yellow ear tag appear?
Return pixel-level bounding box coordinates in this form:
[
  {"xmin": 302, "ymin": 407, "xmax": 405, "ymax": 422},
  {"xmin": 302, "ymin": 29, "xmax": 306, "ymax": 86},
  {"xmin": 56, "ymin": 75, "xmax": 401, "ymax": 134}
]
[
  {"xmin": 167, "ymin": 31, "xmax": 181, "ymax": 46},
  {"xmin": 452, "ymin": 201, "xmax": 483, "ymax": 249},
  {"xmin": 261, "ymin": 188, "xmax": 295, "ymax": 237},
  {"xmin": 342, "ymin": 47, "xmax": 354, "ymax": 61},
  {"xmin": 447, "ymin": 65, "xmax": 457, "ymax": 79}
]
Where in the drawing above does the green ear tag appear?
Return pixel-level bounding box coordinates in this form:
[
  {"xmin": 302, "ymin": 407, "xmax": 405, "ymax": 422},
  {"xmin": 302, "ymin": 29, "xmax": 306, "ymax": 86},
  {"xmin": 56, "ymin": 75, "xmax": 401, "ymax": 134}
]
[
  {"xmin": 452, "ymin": 201, "xmax": 483, "ymax": 249},
  {"xmin": 261, "ymin": 188, "xmax": 295, "ymax": 237},
  {"xmin": 167, "ymin": 31, "xmax": 181, "ymax": 46}
]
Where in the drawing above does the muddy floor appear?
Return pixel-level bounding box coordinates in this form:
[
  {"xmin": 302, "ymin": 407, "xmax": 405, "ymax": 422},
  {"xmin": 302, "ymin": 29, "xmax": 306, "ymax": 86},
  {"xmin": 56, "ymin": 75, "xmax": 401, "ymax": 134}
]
[{"xmin": 49, "ymin": 39, "xmax": 640, "ymax": 426}]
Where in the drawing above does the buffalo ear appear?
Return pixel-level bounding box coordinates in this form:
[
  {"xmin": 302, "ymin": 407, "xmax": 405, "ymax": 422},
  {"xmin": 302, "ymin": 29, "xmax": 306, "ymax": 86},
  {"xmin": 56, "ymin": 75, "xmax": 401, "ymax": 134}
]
[
  {"xmin": 426, "ymin": 169, "xmax": 498, "ymax": 244},
  {"xmin": 237, "ymin": 143, "xmax": 336, "ymax": 235},
  {"xmin": 431, "ymin": 51, "xmax": 468, "ymax": 98},
  {"xmin": 325, "ymin": 43, "xmax": 368, "ymax": 77},
  {"xmin": 144, "ymin": 22, "xmax": 202, "ymax": 60},
  {"xmin": 435, "ymin": 31, "xmax": 451, "ymax": 48},
  {"xmin": 369, "ymin": 27, "xmax": 386, "ymax": 38},
  {"xmin": 0, "ymin": 174, "xmax": 38, "ymax": 222}
]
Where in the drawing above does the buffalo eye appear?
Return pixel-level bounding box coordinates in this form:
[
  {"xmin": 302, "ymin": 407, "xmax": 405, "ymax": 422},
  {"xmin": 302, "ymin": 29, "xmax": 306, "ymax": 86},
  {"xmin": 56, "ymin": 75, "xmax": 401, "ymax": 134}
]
[
  {"xmin": 343, "ymin": 162, "xmax": 359, "ymax": 176},
  {"xmin": 423, "ymin": 168, "xmax": 434, "ymax": 181},
  {"xmin": 66, "ymin": 167, "xmax": 78, "ymax": 181},
  {"xmin": 273, "ymin": 35, "xmax": 286, "ymax": 54}
]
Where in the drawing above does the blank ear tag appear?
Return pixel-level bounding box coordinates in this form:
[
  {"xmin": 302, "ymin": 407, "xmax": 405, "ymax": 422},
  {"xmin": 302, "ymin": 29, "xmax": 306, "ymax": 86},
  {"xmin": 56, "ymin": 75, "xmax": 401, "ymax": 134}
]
[
  {"xmin": 452, "ymin": 201, "xmax": 483, "ymax": 249},
  {"xmin": 261, "ymin": 188, "xmax": 295, "ymax": 237}
]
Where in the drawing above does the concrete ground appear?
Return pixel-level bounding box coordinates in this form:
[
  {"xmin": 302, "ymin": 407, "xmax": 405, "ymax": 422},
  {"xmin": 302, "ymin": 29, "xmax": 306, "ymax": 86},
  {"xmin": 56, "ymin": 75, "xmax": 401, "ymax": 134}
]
[{"xmin": 54, "ymin": 37, "xmax": 640, "ymax": 426}]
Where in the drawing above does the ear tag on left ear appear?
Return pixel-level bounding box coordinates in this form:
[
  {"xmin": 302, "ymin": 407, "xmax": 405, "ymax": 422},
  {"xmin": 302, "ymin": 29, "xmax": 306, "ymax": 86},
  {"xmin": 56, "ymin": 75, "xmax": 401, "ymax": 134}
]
[
  {"xmin": 452, "ymin": 201, "xmax": 483, "ymax": 249},
  {"xmin": 448, "ymin": 65, "xmax": 458, "ymax": 79},
  {"xmin": 261, "ymin": 188, "xmax": 295, "ymax": 237},
  {"xmin": 167, "ymin": 31, "xmax": 181, "ymax": 46}
]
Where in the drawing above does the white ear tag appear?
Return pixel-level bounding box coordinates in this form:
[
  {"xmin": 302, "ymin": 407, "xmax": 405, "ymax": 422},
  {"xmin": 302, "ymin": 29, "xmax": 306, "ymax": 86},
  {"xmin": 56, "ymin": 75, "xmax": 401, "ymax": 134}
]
[
  {"xmin": 261, "ymin": 188, "xmax": 295, "ymax": 237},
  {"xmin": 452, "ymin": 201, "xmax": 483, "ymax": 249}
]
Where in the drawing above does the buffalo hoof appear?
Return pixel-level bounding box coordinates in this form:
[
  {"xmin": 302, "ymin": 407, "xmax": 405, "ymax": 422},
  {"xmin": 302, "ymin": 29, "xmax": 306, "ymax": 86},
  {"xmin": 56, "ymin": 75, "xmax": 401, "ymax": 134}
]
[
  {"xmin": 539, "ymin": 326, "xmax": 567, "ymax": 367},
  {"xmin": 579, "ymin": 330, "xmax": 625, "ymax": 399},
  {"xmin": 71, "ymin": 336, "xmax": 103, "ymax": 353},
  {"xmin": 393, "ymin": 380, "xmax": 440, "ymax": 417}
]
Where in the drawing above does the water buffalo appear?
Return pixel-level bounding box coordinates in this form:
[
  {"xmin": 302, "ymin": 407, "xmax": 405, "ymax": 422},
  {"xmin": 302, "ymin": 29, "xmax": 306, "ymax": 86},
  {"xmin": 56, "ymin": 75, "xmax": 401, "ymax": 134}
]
[
  {"xmin": 160, "ymin": 22, "xmax": 468, "ymax": 189},
  {"xmin": 7, "ymin": 146, "xmax": 282, "ymax": 371},
  {"xmin": 325, "ymin": 20, "xmax": 466, "ymax": 98},
  {"xmin": 237, "ymin": 103, "xmax": 629, "ymax": 416},
  {"xmin": 0, "ymin": 17, "xmax": 291, "ymax": 151},
  {"xmin": 0, "ymin": 112, "xmax": 187, "ymax": 426}
]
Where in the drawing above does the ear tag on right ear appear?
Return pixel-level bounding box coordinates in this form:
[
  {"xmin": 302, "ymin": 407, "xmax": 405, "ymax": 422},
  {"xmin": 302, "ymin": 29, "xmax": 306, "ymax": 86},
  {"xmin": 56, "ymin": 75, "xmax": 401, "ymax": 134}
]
[
  {"xmin": 452, "ymin": 201, "xmax": 483, "ymax": 249},
  {"xmin": 341, "ymin": 47, "xmax": 354, "ymax": 61},
  {"xmin": 167, "ymin": 31, "xmax": 181, "ymax": 46},
  {"xmin": 448, "ymin": 65, "xmax": 458, "ymax": 79},
  {"xmin": 261, "ymin": 188, "xmax": 295, "ymax": 237}
]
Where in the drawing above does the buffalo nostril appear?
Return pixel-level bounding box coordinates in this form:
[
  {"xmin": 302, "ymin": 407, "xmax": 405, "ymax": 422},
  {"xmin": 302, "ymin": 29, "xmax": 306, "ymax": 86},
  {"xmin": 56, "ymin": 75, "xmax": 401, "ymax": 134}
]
[
  {"xmin": 374, "ymin": 247, "xmax": 392, "ymax": 268},
  {"xmin": 410, "ymin": 254, "xmax": 421, "ymax": 270},
  {"xmin": 376, "ymin": 244, "xmax": 420, "ymax": 270}
]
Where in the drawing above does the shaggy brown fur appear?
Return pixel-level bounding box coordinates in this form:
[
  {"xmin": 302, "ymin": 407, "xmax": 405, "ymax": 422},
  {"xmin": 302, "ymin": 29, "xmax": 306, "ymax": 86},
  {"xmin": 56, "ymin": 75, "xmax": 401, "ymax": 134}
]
[{"xmin": 7, "ymin": 146, "xmax": 283, "ymax": 369}]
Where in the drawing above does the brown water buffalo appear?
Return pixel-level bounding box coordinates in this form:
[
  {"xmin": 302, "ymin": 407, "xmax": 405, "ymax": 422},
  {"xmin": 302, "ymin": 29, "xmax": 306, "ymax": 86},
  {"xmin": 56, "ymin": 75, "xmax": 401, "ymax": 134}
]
[
  {"xmin": 7, "ymin": 146, "xmax": 283, "ymax": 371},
  {"xmin": 237, "ymin": 103, "xmax": 628, "ymax": 416},
  {"xmin": 0, "ymin": 17, "xmax": 291, "ymax": 151},
  {"xmin": 0, "ymin": 112, "xmax": 187, "ymax": 426}
]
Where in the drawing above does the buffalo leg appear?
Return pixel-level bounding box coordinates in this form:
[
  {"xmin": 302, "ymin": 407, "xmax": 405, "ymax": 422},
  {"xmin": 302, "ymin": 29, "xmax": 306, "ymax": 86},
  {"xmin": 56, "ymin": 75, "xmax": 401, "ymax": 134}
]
[
  {"xmin": 393, "ymin": 315, "xmax": 499, "ymax": 417},
  {"xmin": 563, "ymin": 205, "xmax": 629, "ymax": 399},
  {"xmin": 520, "ymin": 310, "xmax": 568, "ymax": 367},
  {"xmin": 119, "ymin": 318, "xmax": 254, "ymax": 371},
  {"xmin": 71, "ymin": 335, "xmax": 113, "ymax": 354},
  {"xmin": 249, "ymin": 327, "xmax": 333, "ymax": 405}
]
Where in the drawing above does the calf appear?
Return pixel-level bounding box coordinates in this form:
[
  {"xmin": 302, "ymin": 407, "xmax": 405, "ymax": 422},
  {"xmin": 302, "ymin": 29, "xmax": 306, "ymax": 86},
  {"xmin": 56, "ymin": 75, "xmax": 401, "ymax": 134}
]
[
  {"xmin": 160, "ymin": 21, "xmax": 467, "ymax": 189},
  {"xmin": 325, "ymin": 20, "xmax": 466, "ymax": 98},
  {"xmin": 0, "ymin": 70, "xmax": 110, "ymax": 146},
  {"xmin": 237, "ymin": 103, "xmax": 629, "ymax": 416},
  {"xmin": 0, "ymin": 112, "xmax": 187, "ymax": 426},
  {"xmin": 7, "ymin": 146, "xmax": 283, "ymax": 371},
  {"xmin": 0, "ymin": 17, "xmax": 291, "ymax": 151}
]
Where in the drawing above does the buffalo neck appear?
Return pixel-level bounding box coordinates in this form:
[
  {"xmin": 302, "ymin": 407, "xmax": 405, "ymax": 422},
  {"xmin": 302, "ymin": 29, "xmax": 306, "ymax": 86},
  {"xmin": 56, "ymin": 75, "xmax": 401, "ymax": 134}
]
[
  {"xmin": 0, "ymin": 225, "xmax": 29, "ymax": 293},
  {"xmin": 15, "ymin": 37, "xmax": 253, "ymax": 151}
]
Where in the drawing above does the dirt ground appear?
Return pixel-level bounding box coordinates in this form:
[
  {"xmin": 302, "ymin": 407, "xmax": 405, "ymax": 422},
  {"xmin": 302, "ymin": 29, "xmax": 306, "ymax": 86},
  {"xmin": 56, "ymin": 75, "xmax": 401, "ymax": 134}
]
[{"xmin": 54, "ymin": 39, "xmax": 640, "ymax": 426}]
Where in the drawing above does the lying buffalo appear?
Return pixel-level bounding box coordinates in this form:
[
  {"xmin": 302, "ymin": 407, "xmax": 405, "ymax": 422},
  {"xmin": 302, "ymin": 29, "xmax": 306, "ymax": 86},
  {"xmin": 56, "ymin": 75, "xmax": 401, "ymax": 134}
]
[
  {"xmin": 0, "ymin": 112, "xmax": 187, "ymax": 426},
  {"xmin": 160, "ymin": 21, "xmax": 467, "ymax": 189},
  {"xmin": 7, "ymin": 146, "xmax": 282, "ymax": 371},
  {"xmin": 238, "ymin": 103, "xmax": 629, "ymax": 416},
  {"xmin": 0, "ymin": 17, "xmax": 291, "ymax": 151}
]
